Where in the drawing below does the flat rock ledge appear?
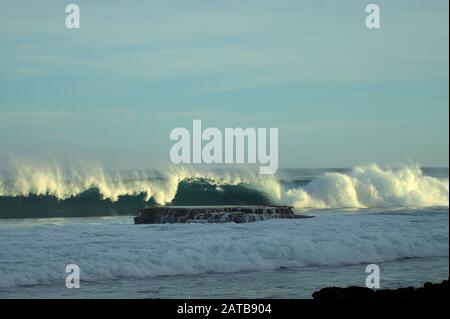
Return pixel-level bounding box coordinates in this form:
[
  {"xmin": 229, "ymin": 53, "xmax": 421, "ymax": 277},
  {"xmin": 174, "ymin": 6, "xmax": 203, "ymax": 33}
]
[{"xmin": 134, "ymin": 205, "xmax": 311, "ymax": 224}]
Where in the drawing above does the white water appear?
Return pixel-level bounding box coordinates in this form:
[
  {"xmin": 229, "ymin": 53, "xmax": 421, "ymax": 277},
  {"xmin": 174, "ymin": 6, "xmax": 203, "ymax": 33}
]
[
  {"xmin": 0, "ymin": 161, "xmax": 448, "ymax": 209},
  {"xmin": 0, "ymin": 208, "xmax": 448, "ymax": 292},
  {"xmin": 1, "ymin": 164, "xmax": 447, "ymax": 298},
  {"xmin": 283, "ymin": 165, "xmax": 449, "ymax": 208}
]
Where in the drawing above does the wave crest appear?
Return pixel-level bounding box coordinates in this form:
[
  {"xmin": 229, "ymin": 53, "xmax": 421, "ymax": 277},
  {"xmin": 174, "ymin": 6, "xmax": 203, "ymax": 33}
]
[
  {"xmin": 0, "ymin": 162, "xmax": 448, "ymax": 211},
  {"xmin": 282, "ymin": 165, "xmax": 449, "ymax": 208}
]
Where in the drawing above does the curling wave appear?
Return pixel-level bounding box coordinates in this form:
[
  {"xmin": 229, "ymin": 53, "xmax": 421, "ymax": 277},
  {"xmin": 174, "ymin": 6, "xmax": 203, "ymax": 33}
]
[{"xmin": 0, "ymin": 162, "xmax": 448, "ymax": 218}]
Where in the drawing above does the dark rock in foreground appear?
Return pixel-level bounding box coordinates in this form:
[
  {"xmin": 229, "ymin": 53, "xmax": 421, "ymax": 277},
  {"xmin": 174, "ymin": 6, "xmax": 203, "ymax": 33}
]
[
  {"xmin": 134, "ymin": 205, "xmax": 311, "ymax": 224},
  {"xmin": 313, "ymin": 279, "xmax": 449, "ymax": 300}
]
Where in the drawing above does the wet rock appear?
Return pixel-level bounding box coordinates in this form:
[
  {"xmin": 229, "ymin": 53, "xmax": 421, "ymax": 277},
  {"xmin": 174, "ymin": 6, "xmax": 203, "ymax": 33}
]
[{"xmin": 134, "ymin": 205, "xmax": 311, "ymax": 224}]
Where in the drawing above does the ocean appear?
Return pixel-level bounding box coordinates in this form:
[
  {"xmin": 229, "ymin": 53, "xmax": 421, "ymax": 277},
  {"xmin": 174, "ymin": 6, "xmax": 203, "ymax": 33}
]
[{"xmin": 0, "ymin": 165, "xmax": 448, "ymax": 298}]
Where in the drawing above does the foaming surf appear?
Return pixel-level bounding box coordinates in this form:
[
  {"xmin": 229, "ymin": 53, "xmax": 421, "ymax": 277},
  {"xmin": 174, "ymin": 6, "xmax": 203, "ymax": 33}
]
[
  {"xmin": 0, "ymin": 161, "xmax": 448, "ymax": 218},
  {"xmin": 0, "ymin": 210, "xmax": 448, "ymax": 290},
  {"xmin": 282, "ymin": 164, "xmax": 449, "ymax": 209}
]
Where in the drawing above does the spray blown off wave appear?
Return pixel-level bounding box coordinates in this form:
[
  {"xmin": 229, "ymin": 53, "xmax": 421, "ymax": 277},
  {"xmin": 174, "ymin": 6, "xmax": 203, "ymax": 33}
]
[
  {"xmin": 0, "ymin": 162, "xmax": 278, "ymax": 204},
  {"xmin": 282, "ymin": 165, "xmax": 449, "ymax": 208},
  {"xmin": 0, "ymin": 162, "xmax": 448, "ymax": 218}
]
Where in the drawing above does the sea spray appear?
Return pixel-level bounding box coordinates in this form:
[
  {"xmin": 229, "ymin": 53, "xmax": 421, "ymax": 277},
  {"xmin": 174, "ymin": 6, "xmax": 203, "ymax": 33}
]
[
  {"xmin": 0, "ymin": 162, "xmax": 448, "ymax": 215},
  {"xmin": 282, "ymin": 164, "xmax": 449, "ymax": 208}
]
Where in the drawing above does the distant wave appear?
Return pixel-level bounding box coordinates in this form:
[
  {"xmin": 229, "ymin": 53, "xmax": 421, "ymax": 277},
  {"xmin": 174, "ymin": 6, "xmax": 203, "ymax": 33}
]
[{"xmin": 0, "ymin": 162, "xmax": 448, "ymax": 218}]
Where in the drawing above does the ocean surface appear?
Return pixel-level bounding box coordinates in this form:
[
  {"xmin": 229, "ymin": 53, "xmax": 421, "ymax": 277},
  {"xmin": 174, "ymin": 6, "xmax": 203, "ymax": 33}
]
[{"xmin": 0, "ymin": 165, "xmax": 448, "ymax": 298}]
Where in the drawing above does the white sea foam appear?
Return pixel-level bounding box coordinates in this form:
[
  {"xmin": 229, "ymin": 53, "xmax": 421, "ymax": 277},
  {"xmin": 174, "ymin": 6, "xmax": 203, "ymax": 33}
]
[
  {"xmin": 0, "ymin": 211, "xmax": 448, "ymax": 289},
  {"xmin": 281, "ymin": 165, "xmax": 449, "ymax": 208},
  {"xmin": 0, "ymin": 161, "xmax": 448, "ymax": 209}
]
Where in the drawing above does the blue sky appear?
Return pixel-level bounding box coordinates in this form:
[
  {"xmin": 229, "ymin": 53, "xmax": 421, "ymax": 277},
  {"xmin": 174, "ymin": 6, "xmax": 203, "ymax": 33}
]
[{"xmin": 0, "ymin": 0, "xmax": 448, "ymax": 169}]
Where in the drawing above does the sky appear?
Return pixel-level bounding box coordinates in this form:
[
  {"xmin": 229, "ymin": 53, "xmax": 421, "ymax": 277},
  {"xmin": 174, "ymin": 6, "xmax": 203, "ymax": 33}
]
[{"xmin": 0, "ymin": 0, "xmax": 448, "ymax": 169}]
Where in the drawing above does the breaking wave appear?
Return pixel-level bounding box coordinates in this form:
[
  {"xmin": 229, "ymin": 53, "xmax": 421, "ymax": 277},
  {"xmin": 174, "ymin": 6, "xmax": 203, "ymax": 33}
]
[
  {"xmin": 0, "ymin": 161, "xmax": 448, "ymax": 218},
  {"xmin": 282, "ymin": 165, "xmax": 449, "ymax": 209}
]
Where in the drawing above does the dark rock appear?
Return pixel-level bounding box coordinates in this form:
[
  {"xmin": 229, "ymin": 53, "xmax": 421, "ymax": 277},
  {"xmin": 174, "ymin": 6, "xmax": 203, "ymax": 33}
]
[
  {"xmin": 134, "ymin": 205, "xmax": 312, "ymax": 224},
  {"xmin": 313, "ymin": 279, "xmax": 449, "ymax": 300}
]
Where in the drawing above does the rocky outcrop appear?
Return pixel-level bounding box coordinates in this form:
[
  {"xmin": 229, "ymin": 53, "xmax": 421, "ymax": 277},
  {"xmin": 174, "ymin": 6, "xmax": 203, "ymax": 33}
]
[
  {"xmin": 312, "ymin": 279, "xmax": 449, "ymax": 300},
  {"xmin": 134, "ymin": 205, "xmax": 310, "ymax": 224}
]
